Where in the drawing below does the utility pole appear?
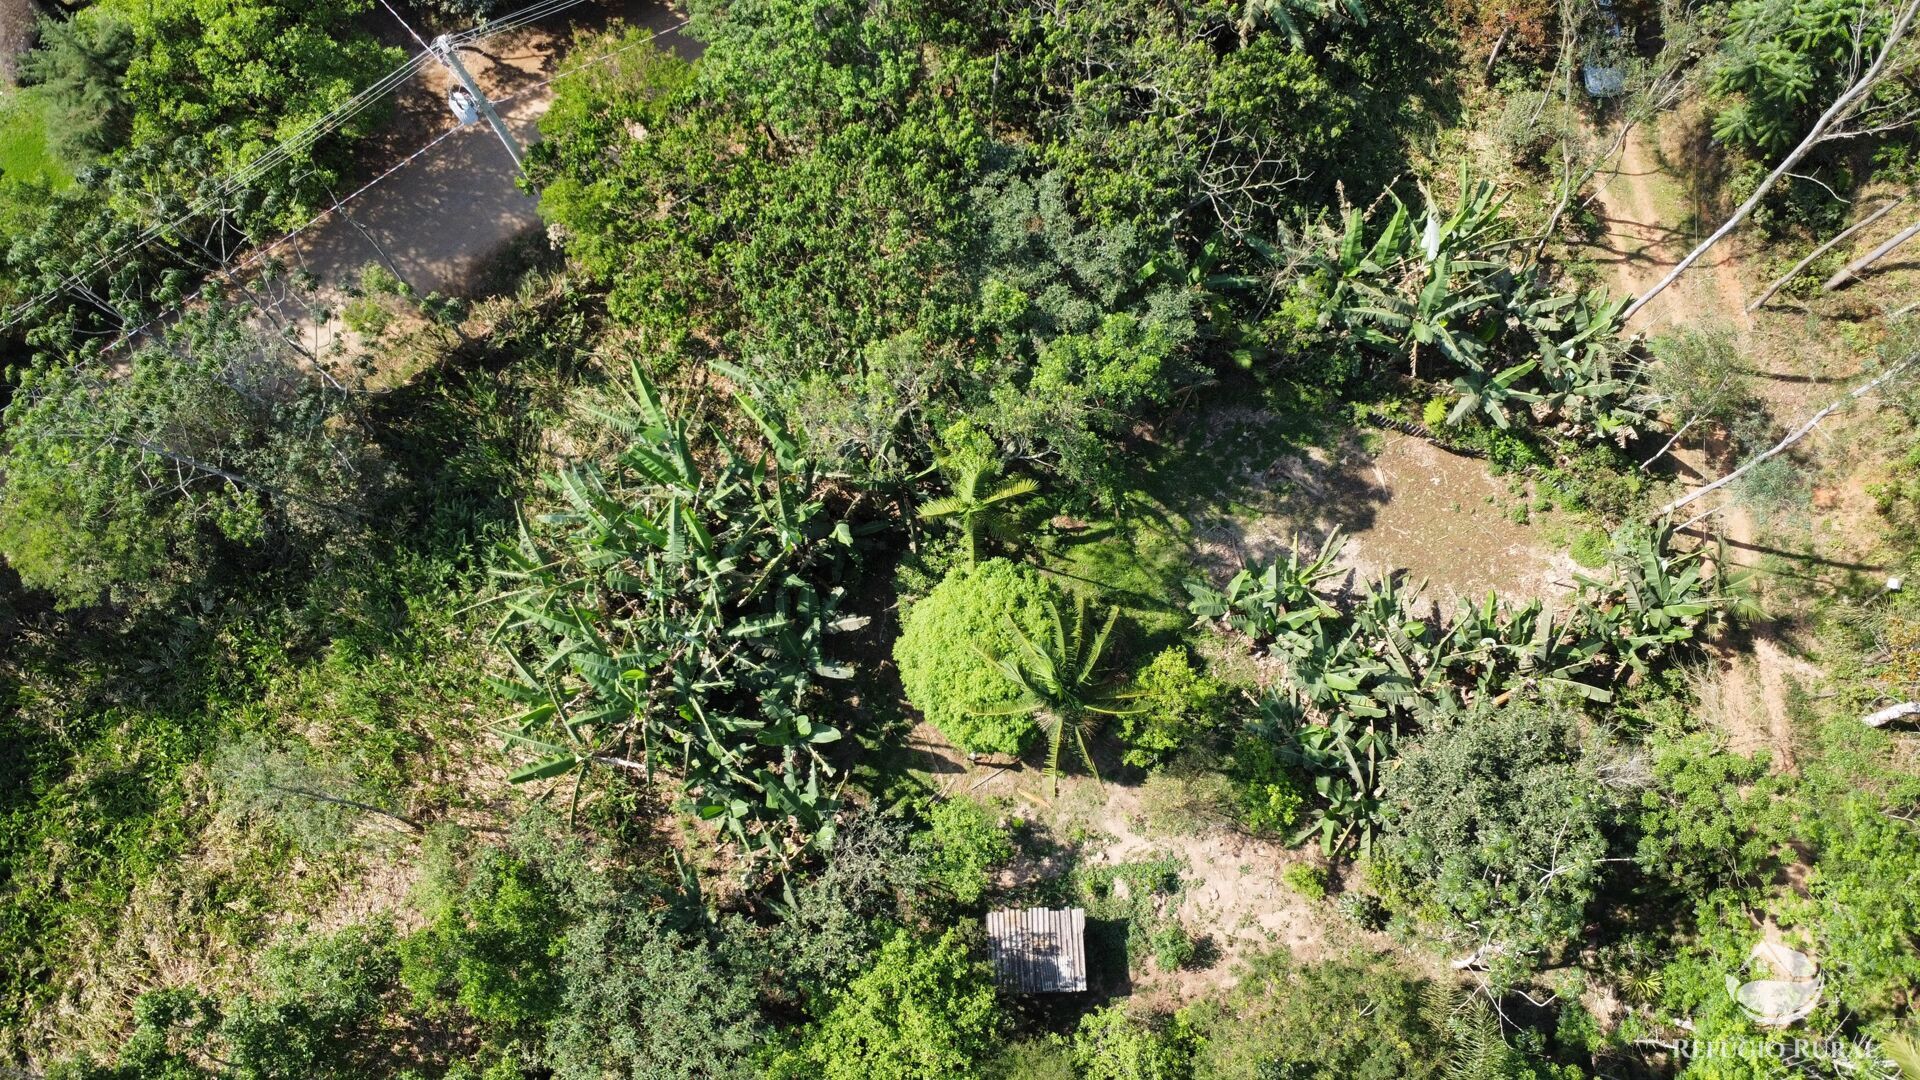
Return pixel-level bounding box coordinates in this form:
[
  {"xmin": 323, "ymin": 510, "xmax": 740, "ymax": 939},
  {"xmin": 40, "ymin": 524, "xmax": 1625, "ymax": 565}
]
[{"xmin": 432, "ymin": 34, "xmax": 525, "ymax": 174}]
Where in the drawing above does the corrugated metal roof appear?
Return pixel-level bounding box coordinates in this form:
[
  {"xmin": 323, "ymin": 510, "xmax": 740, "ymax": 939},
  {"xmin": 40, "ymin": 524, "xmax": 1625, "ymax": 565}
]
[{"xmin": 986, "ymin": 907, "xmax": 1087, "ymax": 993}]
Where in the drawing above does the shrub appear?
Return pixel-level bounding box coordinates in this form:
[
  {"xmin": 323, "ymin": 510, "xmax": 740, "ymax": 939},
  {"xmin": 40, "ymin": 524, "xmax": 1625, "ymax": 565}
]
[
  {"xmin": 1281, "ymin": 863, "xmax": 1329, "ymax": 901},
  {"xmin": 768, "ymin": 927, "xmax": 1005, "ymax": 1080},
  {"xmin": 1117, "ymin": 647, "xmax": 1227, "ymax": 768},
  {"xmin": 1230, "ymin": 733, "xmax": 1306, "ymax": 835},
  {"xmin": 1150, "ymin": 924, "xmax": 1198, "ymax": 972},
  {"xmin": 913, "ymin": 798, "xmax": 1014, "ymax": 905},
  {"xmin": 894, "ymin": 559, "xmax": 1060, "ymax": 754},
  {"xmin": 398, "ymin": 848, "xmax": 569, "ymax": 1026},
  {"xmin": 1335, "ymin": 892, "xmax": 1388, "ymax": 931},
  {"xmin": 1375, "ymin": 703, "xmax": 1616, "ymax": 966},
  {"xmin": 1073, "ymin": 1004, "xmax": 1194, "ymax": 1080},
  {"xmin": 1569, "ymin": 528, "xmax": 1610, "ymax": 570}
]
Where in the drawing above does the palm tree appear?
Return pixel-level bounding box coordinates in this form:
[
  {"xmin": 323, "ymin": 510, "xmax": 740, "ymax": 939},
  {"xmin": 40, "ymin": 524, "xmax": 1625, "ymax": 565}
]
[
  {"xmin": 917, "ymin": 454, "xmax": 1037, "ymax": 565},
  {"xmin": 977, "ymin": 596, "xmax": 1140, "ymax": 794}
]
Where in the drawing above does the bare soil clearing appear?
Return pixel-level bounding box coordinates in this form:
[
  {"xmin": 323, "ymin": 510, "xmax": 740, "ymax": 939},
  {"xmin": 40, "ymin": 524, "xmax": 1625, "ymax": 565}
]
[
  {"xmin": 1182, "ymin": 412, "xmax": 1572, "ymax": 608},
  {"xmin": 908, "ymin": 720, "xmax": 1379, "ymax": 1004}
]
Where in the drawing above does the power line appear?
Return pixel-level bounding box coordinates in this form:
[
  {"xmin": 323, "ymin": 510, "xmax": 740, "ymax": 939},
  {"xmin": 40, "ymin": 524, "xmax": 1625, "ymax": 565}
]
[
  {"xmin": 1, "ymin": 50, "xmax": 435, "ymax": 329},
  {"xmin": 449, "ymin": 0, "xmax": 597, "ymax": 45},
  {"xmin": 85, "ymin": 125, "xmax": 466, "ymax": 359}
]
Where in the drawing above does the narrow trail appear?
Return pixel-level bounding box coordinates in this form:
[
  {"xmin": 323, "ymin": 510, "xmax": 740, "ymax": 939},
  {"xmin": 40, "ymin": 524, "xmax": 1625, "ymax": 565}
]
[{"xmin": 1589, "ymin": 130, "xmax": 1801, "ymax": 771}]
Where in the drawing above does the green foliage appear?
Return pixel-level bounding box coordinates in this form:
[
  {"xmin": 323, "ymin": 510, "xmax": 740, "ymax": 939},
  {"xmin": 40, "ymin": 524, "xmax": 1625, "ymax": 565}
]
[
  {"xmin": 894, "ymin": 559, "xmax": 1059, "ymax": 755},
  {"xmin": 1230, "ymin": 731, "xmax": 1308, "ymax": 835},
  {"xmin": 1787, "ymin": 798, "xmax": 1920, "ymax": 1014},
  {"xmin": 50, "ymin": 923, "xmax": 403, "ymax": 1079},
  {"xmin": 1281, "ymin": 862, "xmax": 1330, "ymax": 900},
  {"xmin": 978, "ymin": 593, "xmax": 1140, "ymax": 789},
  {"xmin": 1073, "ymin": 1003, "xmax": 1195, "ymax": 1080},
  {"xmin": 399, "ymin": 846, "xmax": 570, "ymax": 1027},
  {"xmin": 18, "ymin": 10, "xmax": 135, "ymax": 160},
  {"xmin": 913, "ymin": 798, "xmax": 1014, "ymax": 906},
  {"xmin": 490, "ymin": 364, "xmax": 851, "ymax": 866},
  {"xmin": 1569, "ymin": 528, "xmax": 1610, "ymax": 570},
  {"xmin": 1634, "ymin": 734, "xmax": 1790, "ymax": 893},
  {"xmin": 1376, "ymin": 703, "xmax": 1616, "ymax": 963},
  {"xmin": 1150, "ymin": 922, "xmax": 1199, "ymax": 972},
  {"xmin": 115, "ymin": 0, "xmax": 399, "ymax": 221},
  {"xmin": 544, "ymin": 901, "xmax": 766, "ymax": 1080},
  {"xmin": 768, "ymin": 926, "xmax": 1004, "ymax": 1080},
  {"xmin": 1117, "ymin": 647, "xmax": 1227, "ymax": 768},
  {"xmin": 918, "ymin": 421, "xmax": 1037, "ymax": 565},
  {"xmin": 1710, "ymin": 0, "xmax": 1904, "ymax": 154},
  {"xmin": 1190, "ymin": 952, "xmax": 1587, "ymax": 1078},
  {"xmin": 0, "ymin": 305, "xmax": 376, "ymax": 609}
]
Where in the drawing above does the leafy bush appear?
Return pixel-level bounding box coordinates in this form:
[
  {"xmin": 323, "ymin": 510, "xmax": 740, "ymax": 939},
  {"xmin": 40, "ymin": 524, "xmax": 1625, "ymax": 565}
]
[
  {"xmin": 490, "ymin": 365, "xmax": 852, "ymax": 864},
  {"xmin": 1150, "ymin": 923, "xmax": 1198, "ymax": 972},
  {"xmin": 0, "ymin": 304, "xmax": 378, "ymax": 609},
  {"xmin": 1335, "ymin": 891, "xmax": 1389, "ymax": 931},
  {"xmin": 1230, "ymin": 733, "xmax": 1306, "ymax": 835},
  {"xmin": 894, "ymin": 559, "xmax": 1060, "ymax": 754},
  {"xmin": 399, "ymin": 847, "xmax": 569, "ymax": 1027},
  {"xmin": 1117, "ymin": 647, "xmax": 1227, "ymax": 768},
  {"xmin": 913, "ymin": 798, "xmax": 1014, "ymax": 905},
  {"xmin": 1569, "ymin": 528, "xmax": 1610, "ymax": 569},
  {"xmin": 768, "ymin": 927, "xmax": 1005, "ymax": 1080},
  {"xmin": 1073, "ymin": 1004, "xmax": 1194, "ymax": 1080},
  {"xmin": 1281, "ymin": 862, "xmax": 1329, "ymax": 900},
  {"xmin": 544, "ymin": 901, "xmax": 766, "ymax": 1080},
  {"xmin": 1375, "ymin": 703, "xmax": 1617, "ymax": 964}
]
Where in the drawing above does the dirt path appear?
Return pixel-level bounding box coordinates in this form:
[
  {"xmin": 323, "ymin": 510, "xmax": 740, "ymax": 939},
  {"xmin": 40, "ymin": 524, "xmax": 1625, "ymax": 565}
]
[
  {"xmin": 264, "ymin": 1, "xmax": 694, "ymax": 354},
  {"xmin": 1588, "ymin": 130, "xmax": 1802, "ymax": 770}
]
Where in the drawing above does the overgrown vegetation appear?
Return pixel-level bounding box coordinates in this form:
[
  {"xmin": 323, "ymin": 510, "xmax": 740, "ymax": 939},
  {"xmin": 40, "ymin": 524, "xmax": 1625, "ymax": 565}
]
[{"xmin": 7, "ymin": 0, "xmax": 1920, "ymax": 1075}]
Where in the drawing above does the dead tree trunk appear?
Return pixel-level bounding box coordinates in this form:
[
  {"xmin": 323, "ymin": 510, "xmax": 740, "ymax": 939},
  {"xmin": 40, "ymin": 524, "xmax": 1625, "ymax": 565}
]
[
  {"xmin": 1822, "ymin": 216, "xmax": 1920, "ymax": 291},
  {"xmin": 1749, "ymin": 197, "xmax": 1904, "ymax": 309},
  {"xmin": 1657, "ymin": 353, "xmax": 1920, "ymax": 517},
  {"xmin": 1623, "ymin": 0, "xmax": 1920, "ymax": 323}
]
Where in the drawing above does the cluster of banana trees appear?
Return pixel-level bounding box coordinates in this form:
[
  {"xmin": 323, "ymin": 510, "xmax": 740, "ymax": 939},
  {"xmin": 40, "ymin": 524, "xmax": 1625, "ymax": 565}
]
[
  {"xmin": 488, "ymin": 364, "xmax": 861, "ymax": 871},
  {"xmin": 1188, "ymin": 524, "xmax": 1741, "ymax": 855},
  {"xmin": 1280, "ymin": 172, "xmax": 1651, "ymax": 440}
]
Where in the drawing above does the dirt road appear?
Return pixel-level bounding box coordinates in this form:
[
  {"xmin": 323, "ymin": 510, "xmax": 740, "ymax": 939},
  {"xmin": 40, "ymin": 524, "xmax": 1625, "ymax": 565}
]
[
  {"xmin": 278, "ymin": 2, "xmax": 692, "ymax": 314},
  {"xmin": 1588, "ymin": 129, "xmax": 1806, "ymax": 770}
]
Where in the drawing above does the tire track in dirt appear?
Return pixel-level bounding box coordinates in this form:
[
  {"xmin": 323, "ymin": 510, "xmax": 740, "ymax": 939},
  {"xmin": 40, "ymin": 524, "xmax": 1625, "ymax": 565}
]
[{"xmin": 1589, "ymin": 131, "xmax": 1800, "ymax": 771}]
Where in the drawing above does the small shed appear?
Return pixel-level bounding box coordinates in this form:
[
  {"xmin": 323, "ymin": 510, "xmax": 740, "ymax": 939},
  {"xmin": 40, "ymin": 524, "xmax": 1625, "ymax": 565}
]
[{"xmin": 986, "ymin": 907, "xmax": 1087, "ymax": 993}]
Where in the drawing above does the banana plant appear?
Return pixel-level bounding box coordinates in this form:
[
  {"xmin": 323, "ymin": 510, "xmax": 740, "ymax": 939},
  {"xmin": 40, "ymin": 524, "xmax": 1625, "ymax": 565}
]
[
  {"xmin": 977, "ymin": 595, "xmax": 1144, "ymax": 795},
  {"xmin": 1448, "ymin": 359, "xmax": 1542, "ymax": 429},
  {"xmin": 1186, "ymin": 529, "xmax": 1345, "ymax": 648},
  {"xmin": 489, "ymin": 362, "xmax": 855, "ymax": 870}
]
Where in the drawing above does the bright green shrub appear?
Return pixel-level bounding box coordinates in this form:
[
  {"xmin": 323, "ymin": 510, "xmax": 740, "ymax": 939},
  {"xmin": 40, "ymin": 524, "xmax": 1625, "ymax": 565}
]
[
  {"xmin": 768, "ymin": 927, "xmax": 1005, "ymax": 1080},
  {"xmin": 1281, "ymin": 863, "xmax": 1329, "ymax": 901},
  {"xmin": 894, "ymin": 559, "xmax": 1059, "ymax": 754},
  {"xmin": 1150, "ymin": 923, "xmax": 1197, "ymax": 972},
  {"xmin": 399, "ymin": 849, "xmax": 568, "ymax": 1026},
  {"xmin": 913, "ymin": 798, "xmax": 1014, "ymax": 905},
  {"xmin": 1117, "ymin": 647, "xmax": 1226, "ymax": 768},
  {"xmin": 1073, "ymin": 1003, "xmax": 1194, "ymax": 1080},
  {"xmin": 1230, "ymin": 733, "xmax": 1305, "ymax": 834},
  {"xmin": 1569, "ymin": 528, "xmax": 1610, "ymax": 570}
]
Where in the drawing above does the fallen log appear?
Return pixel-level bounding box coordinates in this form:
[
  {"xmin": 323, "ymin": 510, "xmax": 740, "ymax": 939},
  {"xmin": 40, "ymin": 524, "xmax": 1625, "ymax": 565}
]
[
  {"xmin": 1748, "ymin": 198, "xmax": 1904, "ymax": 310},
  {"xmin": 1824, "ymin": 217, "xmax": 1920, "ymax": 292},
  {"xmin": 1862, "ymin": 701, "xmax": 1920, "ymax": 728}
]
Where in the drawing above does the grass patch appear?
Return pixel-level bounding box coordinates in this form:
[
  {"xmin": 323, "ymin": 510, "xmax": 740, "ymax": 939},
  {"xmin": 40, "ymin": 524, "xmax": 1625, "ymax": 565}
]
[{"xmin": 0, "ymin": 90, "xmax": 73, "ymax": 190}]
